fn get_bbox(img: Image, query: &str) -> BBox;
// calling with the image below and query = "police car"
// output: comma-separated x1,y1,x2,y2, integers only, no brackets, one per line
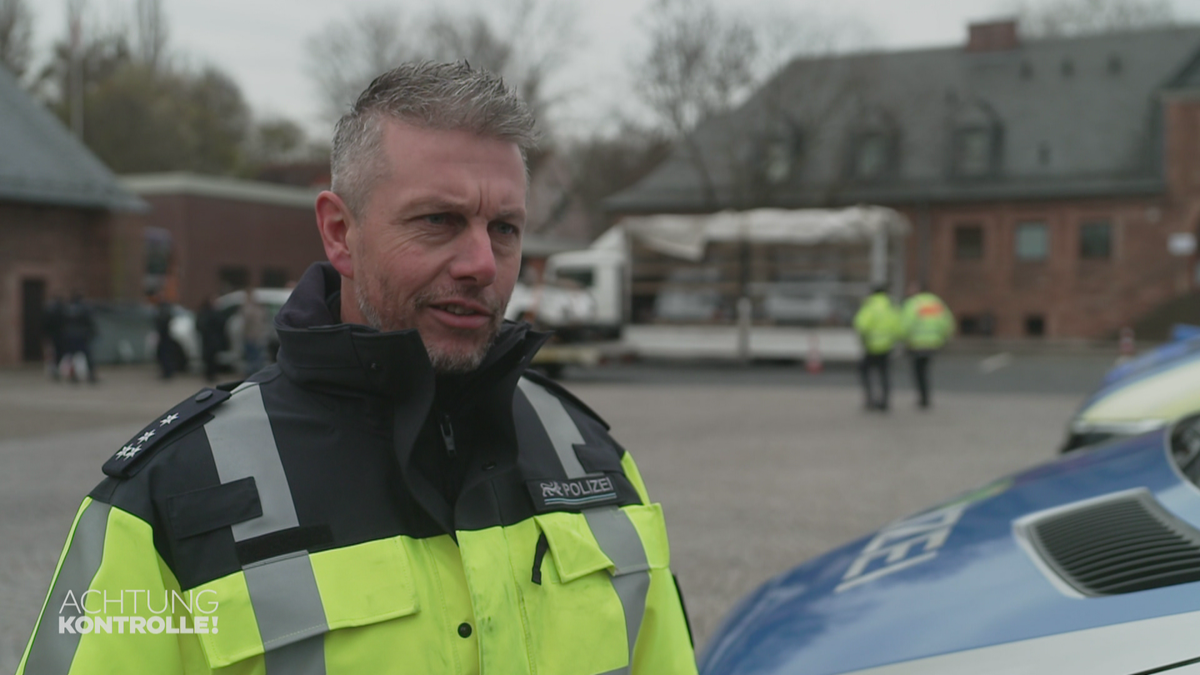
1063,327,1200,451
700,412,1200,675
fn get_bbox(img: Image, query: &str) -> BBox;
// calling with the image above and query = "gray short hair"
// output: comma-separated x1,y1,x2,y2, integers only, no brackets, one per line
330,61,539,217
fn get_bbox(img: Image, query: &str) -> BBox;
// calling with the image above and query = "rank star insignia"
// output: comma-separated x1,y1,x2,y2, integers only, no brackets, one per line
117,445,141,460
159,413,180,426
137,430,156,444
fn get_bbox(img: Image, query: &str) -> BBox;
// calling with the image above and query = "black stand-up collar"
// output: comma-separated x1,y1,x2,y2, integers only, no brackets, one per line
275,262,548,398
273,262,550,534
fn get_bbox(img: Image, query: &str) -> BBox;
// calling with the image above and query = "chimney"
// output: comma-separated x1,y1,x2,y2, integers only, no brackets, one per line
966,20,1019,53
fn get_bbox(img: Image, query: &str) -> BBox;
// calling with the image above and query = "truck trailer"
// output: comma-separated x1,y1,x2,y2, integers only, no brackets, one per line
517,206,911,369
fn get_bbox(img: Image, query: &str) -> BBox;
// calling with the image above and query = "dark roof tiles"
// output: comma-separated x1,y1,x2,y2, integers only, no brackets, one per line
609,26,1200,212
0,66,144,211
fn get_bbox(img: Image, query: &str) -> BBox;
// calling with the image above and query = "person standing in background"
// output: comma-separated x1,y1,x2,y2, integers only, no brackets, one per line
42,295,66,380
902,281,955,410
62,292,98,383
154,298,179,380
195,296,225,383
240,286,267,376
853,284,903,412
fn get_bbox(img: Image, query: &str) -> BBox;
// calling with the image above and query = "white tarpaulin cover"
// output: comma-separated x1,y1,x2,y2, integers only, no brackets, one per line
615,206,910,261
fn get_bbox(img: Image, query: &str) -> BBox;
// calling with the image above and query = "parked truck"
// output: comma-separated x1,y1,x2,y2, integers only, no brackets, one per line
513,206,910,371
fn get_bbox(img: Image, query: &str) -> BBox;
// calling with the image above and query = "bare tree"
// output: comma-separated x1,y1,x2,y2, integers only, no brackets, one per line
634,0,873,208
304,0,576,128
133,0,168,70
0,0,32,78
559,122,673,238
305,7,415,122
634,0,757,204
1007,0,1175,37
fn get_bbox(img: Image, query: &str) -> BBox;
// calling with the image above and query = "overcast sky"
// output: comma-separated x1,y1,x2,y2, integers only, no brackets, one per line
28,0,1200,143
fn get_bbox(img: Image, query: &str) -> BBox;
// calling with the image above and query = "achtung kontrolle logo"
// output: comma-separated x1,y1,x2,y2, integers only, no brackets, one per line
57,590,219,635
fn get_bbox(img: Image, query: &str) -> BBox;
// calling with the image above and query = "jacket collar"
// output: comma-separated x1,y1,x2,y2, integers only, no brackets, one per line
275,262,549,401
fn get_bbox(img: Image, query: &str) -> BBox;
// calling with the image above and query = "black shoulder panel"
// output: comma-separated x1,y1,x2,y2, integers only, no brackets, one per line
521,369,610,430
102,388,231,479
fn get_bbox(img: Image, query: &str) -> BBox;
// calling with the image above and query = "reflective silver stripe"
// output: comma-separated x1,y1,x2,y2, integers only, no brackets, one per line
203,385,299,541
604,573,652,675
24,501,111,675
584,507,650,575
203,385,326,672
586,506,652,675
517,378,588,478
518,378,653,672
264,634,326,675
243,551,329,650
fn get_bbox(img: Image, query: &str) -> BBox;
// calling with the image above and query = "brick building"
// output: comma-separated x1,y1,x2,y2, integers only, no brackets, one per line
607,21,1200,340
120,173,326,311
0,66,145,367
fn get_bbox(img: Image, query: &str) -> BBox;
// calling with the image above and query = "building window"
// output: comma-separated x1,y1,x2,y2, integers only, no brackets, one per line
955,224,984,260
1080,221,1113,259
855,132,891,179
1038,143,1051,166
1025,314,1046,337
763,139,794,184
1015,221,1049,261
959,314,995,337
954,127,995,176
756,126,803,186
218,266,250,295
262,267,289,288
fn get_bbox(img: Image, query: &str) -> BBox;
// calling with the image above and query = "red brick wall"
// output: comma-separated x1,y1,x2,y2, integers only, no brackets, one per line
895,99,1200,340
902,198,1186,339
0,203,114,365
139,193,325,311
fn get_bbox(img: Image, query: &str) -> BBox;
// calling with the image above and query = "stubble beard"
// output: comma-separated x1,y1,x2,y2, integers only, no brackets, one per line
356,273,507,374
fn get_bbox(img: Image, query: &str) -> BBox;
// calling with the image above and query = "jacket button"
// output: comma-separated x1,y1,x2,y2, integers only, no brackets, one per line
195,390,213,402
369,362,382,372
457,622,472,638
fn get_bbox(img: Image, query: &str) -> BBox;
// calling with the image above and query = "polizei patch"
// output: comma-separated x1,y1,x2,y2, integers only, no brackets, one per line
527,475,620,512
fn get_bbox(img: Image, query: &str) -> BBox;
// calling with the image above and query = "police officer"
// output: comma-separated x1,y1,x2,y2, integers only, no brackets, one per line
18,62,696,675
901,281,955,409
853,283,903,412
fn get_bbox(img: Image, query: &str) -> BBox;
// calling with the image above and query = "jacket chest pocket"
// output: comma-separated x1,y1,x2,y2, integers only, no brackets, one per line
192,538,421,672
522,504,671,675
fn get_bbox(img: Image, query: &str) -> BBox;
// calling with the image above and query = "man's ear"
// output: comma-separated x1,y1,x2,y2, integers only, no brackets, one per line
315,191,356,279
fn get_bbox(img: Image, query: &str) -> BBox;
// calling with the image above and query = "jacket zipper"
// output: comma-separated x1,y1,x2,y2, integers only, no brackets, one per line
439,414,457,459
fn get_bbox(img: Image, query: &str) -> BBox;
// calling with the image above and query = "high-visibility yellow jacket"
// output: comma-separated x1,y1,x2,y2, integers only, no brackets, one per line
853,292,904,355
902,292,955,351
18,262,696,675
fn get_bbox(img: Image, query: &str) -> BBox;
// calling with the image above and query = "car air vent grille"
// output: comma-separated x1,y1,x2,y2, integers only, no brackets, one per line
1023,490,1200,596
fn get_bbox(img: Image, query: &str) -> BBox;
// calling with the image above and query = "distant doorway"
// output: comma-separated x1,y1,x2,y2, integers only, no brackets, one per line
21,278,47,362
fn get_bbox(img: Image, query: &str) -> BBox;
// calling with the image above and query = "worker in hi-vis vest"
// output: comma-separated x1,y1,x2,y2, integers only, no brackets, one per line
853,284,904,412
18,62,696,675
902,281,955,409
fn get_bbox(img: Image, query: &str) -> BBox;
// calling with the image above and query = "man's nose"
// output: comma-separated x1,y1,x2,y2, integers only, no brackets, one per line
449,221,498,286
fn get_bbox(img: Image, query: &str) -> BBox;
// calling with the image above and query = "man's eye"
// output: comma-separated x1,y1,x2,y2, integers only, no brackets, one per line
425,213,449,225
494,222,520,237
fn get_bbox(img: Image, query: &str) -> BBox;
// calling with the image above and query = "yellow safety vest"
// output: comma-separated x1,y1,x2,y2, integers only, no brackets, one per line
17,378,696,675
853,293,903,355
